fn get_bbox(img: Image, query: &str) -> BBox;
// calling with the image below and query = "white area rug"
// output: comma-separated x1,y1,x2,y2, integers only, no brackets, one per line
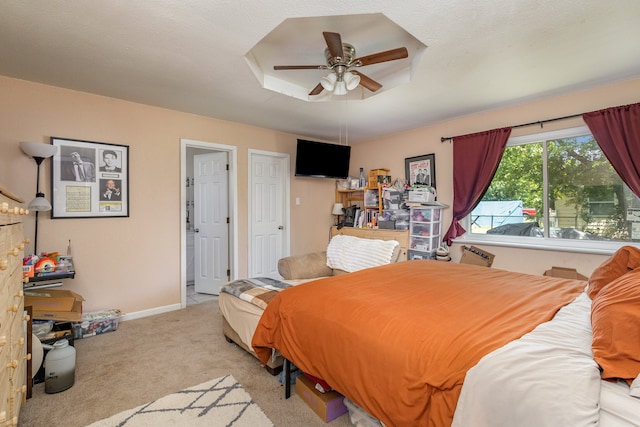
86,375,273,426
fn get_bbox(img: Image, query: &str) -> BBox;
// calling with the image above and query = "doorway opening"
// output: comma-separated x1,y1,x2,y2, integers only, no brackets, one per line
180,139,238,308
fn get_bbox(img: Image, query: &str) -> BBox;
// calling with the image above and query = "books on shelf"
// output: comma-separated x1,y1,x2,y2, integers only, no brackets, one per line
351,208,379,228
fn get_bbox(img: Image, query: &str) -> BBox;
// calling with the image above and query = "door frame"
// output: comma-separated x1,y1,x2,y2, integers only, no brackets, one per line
248,149,291,277
180,139,238,308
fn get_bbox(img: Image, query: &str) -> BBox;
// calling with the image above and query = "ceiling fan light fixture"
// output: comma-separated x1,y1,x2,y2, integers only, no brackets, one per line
344,71,360,91
320,72,337,91
334,80,347,96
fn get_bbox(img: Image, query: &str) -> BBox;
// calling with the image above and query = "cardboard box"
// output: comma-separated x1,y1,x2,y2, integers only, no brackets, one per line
297,374,348,422
72,309,121,339
368,169,390,187
22,264,34,279
543,266,588,281
24,289,84,322
460,245,495,267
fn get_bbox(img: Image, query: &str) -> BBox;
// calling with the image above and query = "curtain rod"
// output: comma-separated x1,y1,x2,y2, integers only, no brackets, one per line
440,112,583,143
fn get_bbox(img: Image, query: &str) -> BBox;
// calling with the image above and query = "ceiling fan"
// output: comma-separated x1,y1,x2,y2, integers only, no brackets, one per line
273,31,408,96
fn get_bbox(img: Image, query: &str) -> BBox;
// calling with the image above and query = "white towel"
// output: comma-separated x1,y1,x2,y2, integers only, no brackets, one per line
326,235,399,273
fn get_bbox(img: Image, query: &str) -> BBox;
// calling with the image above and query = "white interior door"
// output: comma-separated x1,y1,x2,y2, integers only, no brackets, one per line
194,152,229,294
249,151,289,278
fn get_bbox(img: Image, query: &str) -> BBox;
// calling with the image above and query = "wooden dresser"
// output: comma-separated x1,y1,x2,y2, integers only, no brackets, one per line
0,189,29,426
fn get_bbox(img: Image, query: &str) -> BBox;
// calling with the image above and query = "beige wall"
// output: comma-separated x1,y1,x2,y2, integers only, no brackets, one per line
2,75,638,316
0,76,335,315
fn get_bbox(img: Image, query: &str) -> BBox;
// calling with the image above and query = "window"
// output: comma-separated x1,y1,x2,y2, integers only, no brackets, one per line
465,126,640,253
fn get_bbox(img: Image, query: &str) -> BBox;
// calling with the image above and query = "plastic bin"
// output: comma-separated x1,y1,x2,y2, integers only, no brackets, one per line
72,309,121,339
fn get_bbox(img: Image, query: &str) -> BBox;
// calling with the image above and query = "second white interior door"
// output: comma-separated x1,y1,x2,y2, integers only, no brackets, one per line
248,150,289,278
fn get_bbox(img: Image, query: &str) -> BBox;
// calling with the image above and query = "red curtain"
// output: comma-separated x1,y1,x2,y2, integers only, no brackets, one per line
443,127,512,244
583,103,640,198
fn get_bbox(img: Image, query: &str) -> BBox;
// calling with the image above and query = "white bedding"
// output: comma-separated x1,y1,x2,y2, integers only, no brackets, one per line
453,291,640,427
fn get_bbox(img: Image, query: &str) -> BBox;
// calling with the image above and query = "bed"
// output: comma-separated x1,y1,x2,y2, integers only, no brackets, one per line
251,248,640,427
218,226,409,374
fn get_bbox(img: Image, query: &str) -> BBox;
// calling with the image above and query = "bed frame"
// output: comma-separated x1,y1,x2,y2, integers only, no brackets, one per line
222,317,284,375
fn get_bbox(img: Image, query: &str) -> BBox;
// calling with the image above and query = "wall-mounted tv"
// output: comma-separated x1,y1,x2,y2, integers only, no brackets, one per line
295,139,351,179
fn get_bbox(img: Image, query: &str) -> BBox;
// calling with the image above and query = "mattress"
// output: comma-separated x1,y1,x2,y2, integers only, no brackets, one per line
219,291,264,353
219,278,317,353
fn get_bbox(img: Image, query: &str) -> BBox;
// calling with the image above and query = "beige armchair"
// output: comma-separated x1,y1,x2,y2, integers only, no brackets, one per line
278,244,403,281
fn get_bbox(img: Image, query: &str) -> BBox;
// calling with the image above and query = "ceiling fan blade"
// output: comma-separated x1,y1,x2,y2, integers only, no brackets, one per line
354,47,408,67
323,31,344,58
351,71,382,92
274,65,326,70
309,83,324,96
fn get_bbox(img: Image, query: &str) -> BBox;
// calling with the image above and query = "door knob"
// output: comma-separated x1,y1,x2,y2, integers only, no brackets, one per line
278,226,284,230
194,228,200,233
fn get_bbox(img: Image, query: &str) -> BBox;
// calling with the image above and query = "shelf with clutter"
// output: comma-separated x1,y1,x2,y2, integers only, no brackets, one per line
335,168,399,229
334,167,446,233
23,251,75,289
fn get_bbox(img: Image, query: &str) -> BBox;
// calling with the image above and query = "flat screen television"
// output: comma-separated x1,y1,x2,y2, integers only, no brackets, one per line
295,139,351,179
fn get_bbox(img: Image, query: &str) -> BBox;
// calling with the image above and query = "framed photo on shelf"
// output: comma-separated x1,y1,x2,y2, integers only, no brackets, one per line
51,136,129,218
405,153,436,188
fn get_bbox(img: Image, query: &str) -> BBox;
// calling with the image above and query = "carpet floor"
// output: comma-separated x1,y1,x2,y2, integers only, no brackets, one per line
18,298,353,427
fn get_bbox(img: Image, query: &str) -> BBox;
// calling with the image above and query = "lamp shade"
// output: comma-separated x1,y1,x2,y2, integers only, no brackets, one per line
332,203,344,215
320,73,337,91
333,80,347,95
29,194,52,211
344,72,361,91
20,141,58,159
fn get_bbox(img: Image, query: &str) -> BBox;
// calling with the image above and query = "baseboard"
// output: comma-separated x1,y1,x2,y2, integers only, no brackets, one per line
119,303,182,322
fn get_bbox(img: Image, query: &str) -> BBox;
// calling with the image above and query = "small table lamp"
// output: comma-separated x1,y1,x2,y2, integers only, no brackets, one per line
332,203,344,226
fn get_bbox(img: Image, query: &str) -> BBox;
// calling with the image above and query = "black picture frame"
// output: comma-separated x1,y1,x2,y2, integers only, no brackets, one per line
405,153,436,188
51,137,129,218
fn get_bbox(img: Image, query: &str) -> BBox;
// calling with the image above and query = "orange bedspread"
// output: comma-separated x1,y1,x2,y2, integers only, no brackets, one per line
252,260,585,427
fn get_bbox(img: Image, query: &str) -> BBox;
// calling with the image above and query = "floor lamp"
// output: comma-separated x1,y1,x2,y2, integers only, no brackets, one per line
20,142,58,255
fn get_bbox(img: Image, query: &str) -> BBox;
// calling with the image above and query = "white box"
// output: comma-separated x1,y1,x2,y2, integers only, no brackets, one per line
408,189,435,203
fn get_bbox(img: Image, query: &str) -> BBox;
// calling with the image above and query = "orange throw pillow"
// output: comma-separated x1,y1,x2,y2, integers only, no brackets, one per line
588,246,640,300
591,268,640,383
